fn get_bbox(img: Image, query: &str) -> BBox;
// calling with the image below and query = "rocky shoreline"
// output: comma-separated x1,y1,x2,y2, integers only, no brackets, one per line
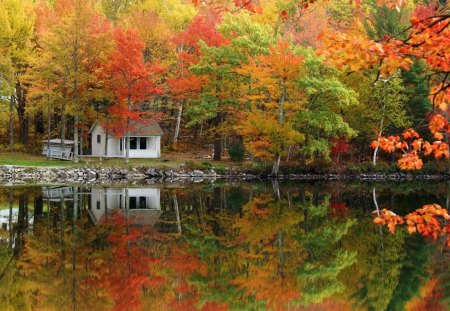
0,165,449,185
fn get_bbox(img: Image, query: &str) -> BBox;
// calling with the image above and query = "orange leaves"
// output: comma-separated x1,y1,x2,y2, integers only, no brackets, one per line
398,152,423,170
428,114,448,140
402,129,420,139
371,128,449,170
319,29,411,77
374,204,450,248
432,141,450,159
374,209,404,233
430,83,450,111
371,135,400,153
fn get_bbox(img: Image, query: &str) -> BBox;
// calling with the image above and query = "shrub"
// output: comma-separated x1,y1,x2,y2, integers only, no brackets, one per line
228,144,245,163
214,166,227,175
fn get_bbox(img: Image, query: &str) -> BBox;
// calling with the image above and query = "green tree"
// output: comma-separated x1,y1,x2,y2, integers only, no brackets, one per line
0,0,34,150
189,12,275,161
295,49,357,162
370,74,410,165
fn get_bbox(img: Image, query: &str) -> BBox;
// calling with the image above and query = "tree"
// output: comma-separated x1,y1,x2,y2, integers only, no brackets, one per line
103,26,165,163
235,41,305,174
0,0,34,151
168,13,225,145
31,0,113,161
188,12,274,160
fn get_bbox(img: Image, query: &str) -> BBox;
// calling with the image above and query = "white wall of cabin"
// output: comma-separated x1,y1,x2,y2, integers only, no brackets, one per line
91,125,161,158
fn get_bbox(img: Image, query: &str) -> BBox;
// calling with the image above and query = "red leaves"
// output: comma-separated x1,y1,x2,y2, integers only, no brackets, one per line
374,204,450,248
105,27,165,104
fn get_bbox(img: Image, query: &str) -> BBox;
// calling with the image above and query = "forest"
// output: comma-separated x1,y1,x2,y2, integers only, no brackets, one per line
0,0,449,174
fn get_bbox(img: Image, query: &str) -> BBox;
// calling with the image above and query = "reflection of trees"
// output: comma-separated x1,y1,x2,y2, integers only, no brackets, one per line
347,218,407,311
387,235,431,310
1,184,449,310
180,190,357,310
294,196,356,307
0,187,170,311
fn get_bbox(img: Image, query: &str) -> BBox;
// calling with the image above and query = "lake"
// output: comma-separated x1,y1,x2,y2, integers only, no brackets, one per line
0,181,449,310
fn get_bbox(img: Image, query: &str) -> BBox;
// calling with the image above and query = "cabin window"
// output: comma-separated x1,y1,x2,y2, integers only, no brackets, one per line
139,197,146,209
129,197,137,209
96,201,100,210
130,137,137,150
120,138,123,151
97,135,101,144
139,138,147,149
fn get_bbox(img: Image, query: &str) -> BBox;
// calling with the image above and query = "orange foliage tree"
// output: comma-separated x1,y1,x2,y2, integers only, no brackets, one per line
102,26,165,163
374,204,450,248
235,41,305,175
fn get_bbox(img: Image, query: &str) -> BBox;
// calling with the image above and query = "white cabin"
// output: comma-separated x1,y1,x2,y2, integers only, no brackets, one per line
89,188,161,225
89,120,163,158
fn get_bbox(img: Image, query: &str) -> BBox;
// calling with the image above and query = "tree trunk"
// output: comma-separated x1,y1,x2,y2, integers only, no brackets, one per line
126,117,130,164
373,114,384,166
47,95,51,159
16,82,29,145
173,194,182,235
8,188,13,249
60,94,67,157
9,93,14,152
173,103,182,144
213,133,222,161
74,114,79,162
73,32,79,163
286,145,292,162
125,96,131,164
271,152,281,176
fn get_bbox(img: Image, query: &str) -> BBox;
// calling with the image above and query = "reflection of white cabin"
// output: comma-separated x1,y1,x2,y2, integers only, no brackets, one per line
89,120,163,158
89,188,161,225
42,139,74,160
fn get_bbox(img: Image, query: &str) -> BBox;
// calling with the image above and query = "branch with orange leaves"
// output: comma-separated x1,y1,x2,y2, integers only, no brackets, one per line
370,127,449,170
374,204,450,248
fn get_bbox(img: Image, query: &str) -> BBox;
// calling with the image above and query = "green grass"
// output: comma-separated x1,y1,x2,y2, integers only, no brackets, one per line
0,152,82,167
0,152,228,168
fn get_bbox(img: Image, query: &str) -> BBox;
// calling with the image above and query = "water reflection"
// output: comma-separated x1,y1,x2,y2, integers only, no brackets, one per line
0,183,448,310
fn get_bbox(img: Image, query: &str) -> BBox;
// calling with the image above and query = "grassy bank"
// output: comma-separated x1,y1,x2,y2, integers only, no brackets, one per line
0,152,222,169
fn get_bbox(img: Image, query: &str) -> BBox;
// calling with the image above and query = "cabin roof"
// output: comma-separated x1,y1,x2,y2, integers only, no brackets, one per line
89,119,163,136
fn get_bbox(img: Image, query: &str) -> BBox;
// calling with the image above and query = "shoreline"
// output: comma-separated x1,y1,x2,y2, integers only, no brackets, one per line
0,165,448,185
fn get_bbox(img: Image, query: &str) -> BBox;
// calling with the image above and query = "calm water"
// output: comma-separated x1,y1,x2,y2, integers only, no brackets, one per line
0,182,449,311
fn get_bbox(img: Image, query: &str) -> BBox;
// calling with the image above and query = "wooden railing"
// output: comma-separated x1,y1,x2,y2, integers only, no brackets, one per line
42,149,73,161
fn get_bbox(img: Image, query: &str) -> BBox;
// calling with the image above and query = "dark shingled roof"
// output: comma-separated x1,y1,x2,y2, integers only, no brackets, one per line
89,119,163,136
128,119,164,136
